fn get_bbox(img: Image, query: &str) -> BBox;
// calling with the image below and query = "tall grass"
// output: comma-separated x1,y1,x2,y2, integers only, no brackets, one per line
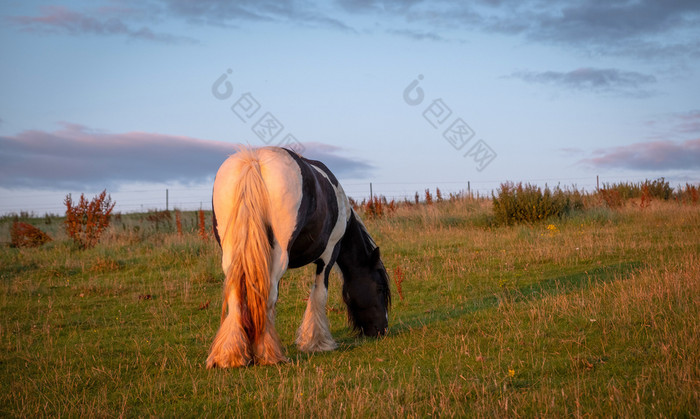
1,198,699,417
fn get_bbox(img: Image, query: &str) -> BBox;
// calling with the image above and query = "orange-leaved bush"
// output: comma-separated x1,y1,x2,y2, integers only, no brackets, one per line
64,190,115,249
198,208,207,240
175,209,183,236
10,222,52,248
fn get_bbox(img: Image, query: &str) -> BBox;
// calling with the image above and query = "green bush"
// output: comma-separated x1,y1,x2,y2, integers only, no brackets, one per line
644,178,672,200
492,182,583,225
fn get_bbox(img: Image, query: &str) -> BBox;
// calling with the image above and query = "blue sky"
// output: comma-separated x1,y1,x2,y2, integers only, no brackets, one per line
1,0,699,214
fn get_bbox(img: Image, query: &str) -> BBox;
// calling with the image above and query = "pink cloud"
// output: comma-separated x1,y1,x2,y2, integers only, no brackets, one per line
10,5,196,44
0,123,233,189
581,138,700,171
674,110,700,134
0,123,372,189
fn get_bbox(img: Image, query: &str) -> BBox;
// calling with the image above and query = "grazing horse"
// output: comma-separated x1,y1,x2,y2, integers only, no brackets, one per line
207,146,390,368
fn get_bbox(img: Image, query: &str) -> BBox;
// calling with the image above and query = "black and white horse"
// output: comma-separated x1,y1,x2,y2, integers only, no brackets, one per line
207,146,390,368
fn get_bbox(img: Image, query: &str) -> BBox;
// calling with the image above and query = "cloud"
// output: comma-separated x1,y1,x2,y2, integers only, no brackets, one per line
517,1,700,59
9,1,700,58
302,142,374,178
10,5,198,44
336,0,427,14
580,138,700,171
525,1,689,40
156,0,355,32
337,0,700,58
9,2,356,42
387,28,447,42
0,124,373,189
508,67,656,96
672,110,700,134
558,147,584,157
643,109,700,141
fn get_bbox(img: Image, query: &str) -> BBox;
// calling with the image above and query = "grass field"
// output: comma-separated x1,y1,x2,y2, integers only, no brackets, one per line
1,198,699,417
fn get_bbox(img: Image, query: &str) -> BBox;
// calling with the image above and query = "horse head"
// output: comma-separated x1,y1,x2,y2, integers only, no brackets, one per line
340,243,391,337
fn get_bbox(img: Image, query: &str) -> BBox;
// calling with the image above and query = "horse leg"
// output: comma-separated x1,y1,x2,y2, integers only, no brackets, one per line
296,255,339,352
254,245,289,365
206,255,252,368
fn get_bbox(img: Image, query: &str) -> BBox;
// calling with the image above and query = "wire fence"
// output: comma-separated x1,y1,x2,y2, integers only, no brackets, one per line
0,174,691,217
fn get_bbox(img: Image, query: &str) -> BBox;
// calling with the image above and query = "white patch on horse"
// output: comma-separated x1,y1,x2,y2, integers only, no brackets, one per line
295,165,349,352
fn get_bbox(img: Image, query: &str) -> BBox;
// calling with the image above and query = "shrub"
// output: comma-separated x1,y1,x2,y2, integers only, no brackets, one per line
64,190,116,249
600,181,640,201
425,189,433,205
146,210,172,231
175,210,183,236
387,199,397,214
644,177,672,200
365,196,384,219
640,183,652,209
675,183,699,204
10,222,52,248
598,178,672,208
198,208,208,240
492,182,582,225
598,188,624,208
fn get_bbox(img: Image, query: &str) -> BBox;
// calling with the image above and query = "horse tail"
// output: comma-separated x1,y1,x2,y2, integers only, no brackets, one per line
220,148,272,345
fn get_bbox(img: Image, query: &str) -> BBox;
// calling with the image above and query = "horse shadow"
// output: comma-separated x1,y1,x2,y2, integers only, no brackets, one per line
351,260,641,344
284,260,641,361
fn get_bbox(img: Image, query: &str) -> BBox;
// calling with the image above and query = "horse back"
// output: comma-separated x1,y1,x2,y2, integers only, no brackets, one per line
213,147,346,270
280,149,345,269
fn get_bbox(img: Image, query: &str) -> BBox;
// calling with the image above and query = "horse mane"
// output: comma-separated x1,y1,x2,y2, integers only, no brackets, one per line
350,209,377,254
347,210,391,310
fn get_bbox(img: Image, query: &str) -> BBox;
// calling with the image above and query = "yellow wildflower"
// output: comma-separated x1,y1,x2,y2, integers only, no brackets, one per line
545,224,559,236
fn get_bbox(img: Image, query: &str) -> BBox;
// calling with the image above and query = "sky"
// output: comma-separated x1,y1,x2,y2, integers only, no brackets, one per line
1,0,699,214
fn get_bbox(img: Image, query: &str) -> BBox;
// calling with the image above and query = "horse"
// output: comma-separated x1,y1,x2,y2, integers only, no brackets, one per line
206,146,391,368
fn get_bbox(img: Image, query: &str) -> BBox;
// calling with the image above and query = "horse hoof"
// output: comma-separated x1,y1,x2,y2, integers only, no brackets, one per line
297,339,338,353
256,355,290,366
206,352,252,369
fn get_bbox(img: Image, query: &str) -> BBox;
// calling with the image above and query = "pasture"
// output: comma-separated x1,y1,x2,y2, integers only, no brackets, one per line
1,198,698,417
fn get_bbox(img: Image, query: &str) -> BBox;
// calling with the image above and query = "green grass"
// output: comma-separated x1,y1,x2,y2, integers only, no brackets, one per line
1,202,699,417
